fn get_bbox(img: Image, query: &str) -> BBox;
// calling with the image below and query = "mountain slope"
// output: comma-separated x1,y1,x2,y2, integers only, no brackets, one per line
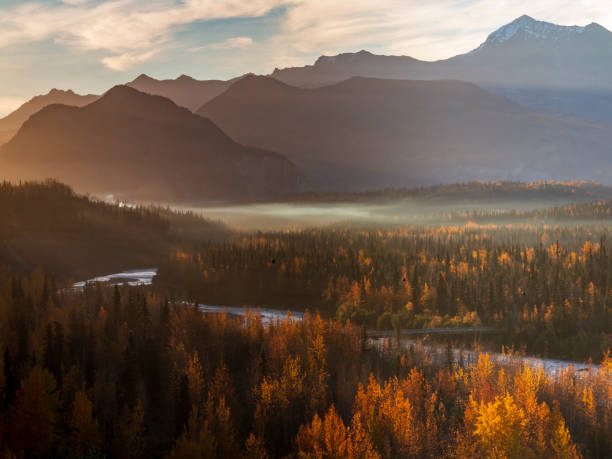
448,15,612,90
0,89,98,145
271,50,431,88
198,75,612,189
1,86,299,202
0,180,229,279
272,16,612,89
270,16,612,121
127,73,242,112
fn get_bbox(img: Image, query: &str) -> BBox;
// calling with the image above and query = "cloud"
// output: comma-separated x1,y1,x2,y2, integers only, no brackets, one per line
277,0,612,61
1,0,611,74
0,0,290,70
101,49,159,71
190,36,254,52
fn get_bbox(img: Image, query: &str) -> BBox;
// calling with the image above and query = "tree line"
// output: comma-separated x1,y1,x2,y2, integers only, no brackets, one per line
449,199,612,222
0,180,228,280
0,270,610,457
156,225,611,361
283,181,612,204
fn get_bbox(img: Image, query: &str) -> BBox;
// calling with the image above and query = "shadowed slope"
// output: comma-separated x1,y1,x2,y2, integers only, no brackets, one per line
1,85,299,202
0,89,98,145
127,73,243,112
199,75,612,189
271,17,612,122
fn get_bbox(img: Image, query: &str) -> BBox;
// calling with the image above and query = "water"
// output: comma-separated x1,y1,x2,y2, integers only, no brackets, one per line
197,304,303,325
74,269,603,377
374,338,601,377
72,269,301,325
73,269,158,289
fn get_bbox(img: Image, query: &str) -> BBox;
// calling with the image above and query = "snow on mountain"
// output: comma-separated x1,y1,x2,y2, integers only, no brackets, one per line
481,15,589,46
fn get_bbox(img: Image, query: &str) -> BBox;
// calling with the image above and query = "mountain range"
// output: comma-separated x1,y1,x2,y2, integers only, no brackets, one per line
1,86,299,202
1,15,611,200
0,74,240,147
199,75,612,189
126,73,242,112
271,15,612,122
0,89,98,145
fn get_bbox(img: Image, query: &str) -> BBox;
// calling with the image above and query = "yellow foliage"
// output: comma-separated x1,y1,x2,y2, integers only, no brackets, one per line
471,393,527,458
296,406,379,459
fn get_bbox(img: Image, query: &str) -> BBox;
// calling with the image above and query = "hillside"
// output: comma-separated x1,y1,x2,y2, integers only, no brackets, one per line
0,180,229,280
449,197,612,223
127,73,242,111
271,16,612,122
198,75,612,189
1,85,300,202
0,89,98,145
281,181,612,204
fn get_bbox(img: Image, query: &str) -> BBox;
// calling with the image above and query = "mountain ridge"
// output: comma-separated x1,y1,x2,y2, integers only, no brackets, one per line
479,15,605,47
1,85,300,202
0,88,98,145
270,15,612,121
126,73,244,112
199,75,612,189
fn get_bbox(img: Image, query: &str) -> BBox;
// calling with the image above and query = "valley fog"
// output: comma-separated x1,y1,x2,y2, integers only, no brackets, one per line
2,6,612,457
172,196,606,230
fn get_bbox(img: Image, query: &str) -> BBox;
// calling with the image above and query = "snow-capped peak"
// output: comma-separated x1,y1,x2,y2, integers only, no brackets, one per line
483,15,588,46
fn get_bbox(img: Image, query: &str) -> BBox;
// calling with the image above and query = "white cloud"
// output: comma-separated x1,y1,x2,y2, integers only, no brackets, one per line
101,49,159,71
277,0,612,61
1,0,612,74
190,36,254,52
0,0,291,70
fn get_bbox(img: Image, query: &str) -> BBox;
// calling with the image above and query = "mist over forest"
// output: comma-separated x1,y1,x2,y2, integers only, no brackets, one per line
0,8,611,459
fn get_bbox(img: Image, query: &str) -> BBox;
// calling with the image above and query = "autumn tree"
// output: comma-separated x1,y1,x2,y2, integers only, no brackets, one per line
8,366,59,456
68,389,102,457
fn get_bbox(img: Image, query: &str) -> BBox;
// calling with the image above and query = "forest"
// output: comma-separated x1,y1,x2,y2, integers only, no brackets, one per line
0,180,228,280
0,272,611,458
4,4,612,456
282,181,612,205
4,181,610,361
448,199,612,223
0,181,611,457
155,224,612,361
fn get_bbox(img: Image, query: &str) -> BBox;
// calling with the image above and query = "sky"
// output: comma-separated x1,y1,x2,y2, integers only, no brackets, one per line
1,0,611,116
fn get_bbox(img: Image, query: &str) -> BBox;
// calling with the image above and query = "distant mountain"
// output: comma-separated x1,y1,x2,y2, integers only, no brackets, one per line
1,86,299,202
0,89,98,145
448,15,612,89
198,75,612,189
271,16,612,122
127,73,242,112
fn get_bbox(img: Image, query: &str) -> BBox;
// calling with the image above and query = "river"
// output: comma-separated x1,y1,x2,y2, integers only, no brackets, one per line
74,269,603,377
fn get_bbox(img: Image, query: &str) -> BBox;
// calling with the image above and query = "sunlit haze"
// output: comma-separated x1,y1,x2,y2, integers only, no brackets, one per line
1,1,611,457
1,0,612,115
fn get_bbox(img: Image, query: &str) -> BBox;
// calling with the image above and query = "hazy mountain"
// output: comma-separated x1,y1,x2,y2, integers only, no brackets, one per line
0,89,98,145
127,73,243,112
456,15,612,89
271,16,612,122
198,75,612,189
1,85,299,202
